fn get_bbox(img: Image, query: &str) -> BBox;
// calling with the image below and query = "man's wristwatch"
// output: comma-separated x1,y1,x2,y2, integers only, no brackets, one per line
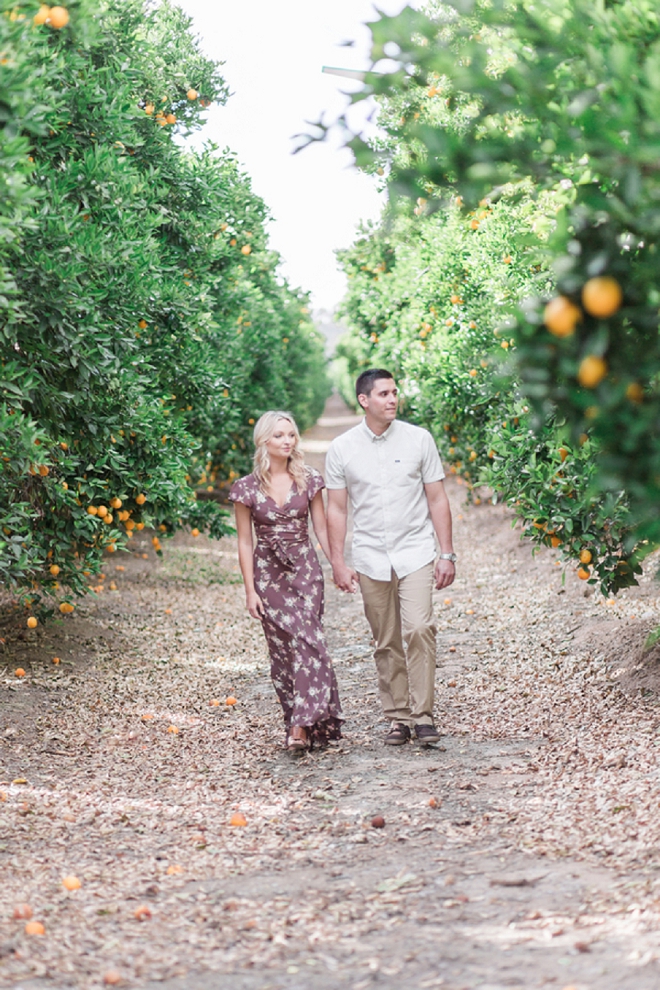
438,553,457,563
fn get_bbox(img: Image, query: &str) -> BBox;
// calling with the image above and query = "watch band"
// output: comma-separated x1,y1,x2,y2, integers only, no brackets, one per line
438,552,457,563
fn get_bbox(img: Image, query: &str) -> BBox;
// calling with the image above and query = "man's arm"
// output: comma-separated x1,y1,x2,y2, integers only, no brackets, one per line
326,488,359,593
424,479,456,590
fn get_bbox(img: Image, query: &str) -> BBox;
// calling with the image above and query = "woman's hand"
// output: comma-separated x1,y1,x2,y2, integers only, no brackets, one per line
246,590,264,619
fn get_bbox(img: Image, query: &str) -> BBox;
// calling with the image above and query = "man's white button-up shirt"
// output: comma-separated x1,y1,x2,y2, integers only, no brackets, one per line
324,418,445,581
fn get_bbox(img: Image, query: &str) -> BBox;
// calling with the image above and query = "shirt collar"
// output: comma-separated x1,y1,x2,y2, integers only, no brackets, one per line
361,417,396,443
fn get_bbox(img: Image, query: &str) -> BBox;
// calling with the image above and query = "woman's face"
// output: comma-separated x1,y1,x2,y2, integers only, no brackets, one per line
266,419,297,462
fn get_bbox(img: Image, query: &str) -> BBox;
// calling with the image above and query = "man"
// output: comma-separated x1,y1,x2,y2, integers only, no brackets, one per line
325,369,456,746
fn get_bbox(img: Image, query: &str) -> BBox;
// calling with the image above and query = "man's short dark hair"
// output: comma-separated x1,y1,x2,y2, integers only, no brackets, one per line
355,368,394,400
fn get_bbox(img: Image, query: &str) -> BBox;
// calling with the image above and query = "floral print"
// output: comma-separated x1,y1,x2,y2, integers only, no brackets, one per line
229,469,342,745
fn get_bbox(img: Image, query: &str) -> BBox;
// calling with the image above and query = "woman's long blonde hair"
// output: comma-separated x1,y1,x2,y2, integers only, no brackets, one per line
253,411,308,494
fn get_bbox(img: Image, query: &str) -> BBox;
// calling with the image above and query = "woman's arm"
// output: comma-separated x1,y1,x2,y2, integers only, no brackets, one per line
234,502,264,618
309,491,331,562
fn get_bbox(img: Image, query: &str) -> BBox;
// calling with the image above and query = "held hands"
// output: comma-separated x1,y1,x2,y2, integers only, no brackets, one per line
434,558,456,590
332,562,359,594
246,590,264,619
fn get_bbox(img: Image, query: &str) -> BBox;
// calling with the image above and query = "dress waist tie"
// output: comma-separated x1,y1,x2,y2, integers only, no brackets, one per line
256,528,308,571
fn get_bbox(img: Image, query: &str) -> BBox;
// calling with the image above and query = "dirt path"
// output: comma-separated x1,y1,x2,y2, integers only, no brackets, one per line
2,395,660,990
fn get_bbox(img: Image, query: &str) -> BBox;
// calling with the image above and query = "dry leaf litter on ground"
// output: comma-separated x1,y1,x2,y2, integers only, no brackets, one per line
2,399,660,989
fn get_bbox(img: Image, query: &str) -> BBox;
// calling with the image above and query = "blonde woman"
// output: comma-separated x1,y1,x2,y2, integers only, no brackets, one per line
230,411,343,752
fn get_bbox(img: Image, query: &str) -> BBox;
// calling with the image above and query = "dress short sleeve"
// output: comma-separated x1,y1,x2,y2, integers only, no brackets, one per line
229,475,254,508
306,468,325,500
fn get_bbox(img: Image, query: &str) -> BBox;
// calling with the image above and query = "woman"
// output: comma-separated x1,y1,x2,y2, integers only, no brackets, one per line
230,411,343,752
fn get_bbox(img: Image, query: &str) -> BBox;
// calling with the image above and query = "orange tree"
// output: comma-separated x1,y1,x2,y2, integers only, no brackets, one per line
330,0,660,592
1,0,327,607
337,190,639,593
336,191,542,484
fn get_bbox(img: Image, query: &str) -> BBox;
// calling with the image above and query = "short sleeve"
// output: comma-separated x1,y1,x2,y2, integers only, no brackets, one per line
324,439,347,489
306,468,325,500
420,430,445,483
229,475,254,508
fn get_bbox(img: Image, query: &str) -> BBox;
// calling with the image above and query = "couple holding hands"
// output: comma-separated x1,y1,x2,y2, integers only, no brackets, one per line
230,368,456,753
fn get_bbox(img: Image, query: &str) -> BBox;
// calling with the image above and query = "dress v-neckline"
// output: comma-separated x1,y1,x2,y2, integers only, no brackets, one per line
266,482,295,510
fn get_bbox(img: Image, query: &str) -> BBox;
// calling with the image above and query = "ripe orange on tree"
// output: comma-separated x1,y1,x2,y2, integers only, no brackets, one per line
579,549,592,564
50,564,60,576
47,5,69,28
581,276,623,318
136,493,146,505
578,355,607,388
577,566,590,580
27,617,38,629
187,88,198,100
33,5,50,24
543,296,581,338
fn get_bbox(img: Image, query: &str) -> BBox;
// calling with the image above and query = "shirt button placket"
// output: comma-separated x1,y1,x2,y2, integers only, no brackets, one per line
378,441,393,571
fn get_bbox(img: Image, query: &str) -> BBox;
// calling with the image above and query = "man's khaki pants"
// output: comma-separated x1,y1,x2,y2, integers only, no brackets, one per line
358,562,436,727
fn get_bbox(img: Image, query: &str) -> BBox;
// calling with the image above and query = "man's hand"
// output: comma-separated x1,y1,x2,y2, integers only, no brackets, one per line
434,558,455,590
332,562,359,593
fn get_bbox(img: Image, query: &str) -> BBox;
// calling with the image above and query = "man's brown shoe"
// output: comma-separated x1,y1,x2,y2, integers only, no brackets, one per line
414,723,441,745
384,722,411,746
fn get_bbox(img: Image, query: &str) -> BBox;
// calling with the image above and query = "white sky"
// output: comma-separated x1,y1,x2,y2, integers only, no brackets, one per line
176,0,412,313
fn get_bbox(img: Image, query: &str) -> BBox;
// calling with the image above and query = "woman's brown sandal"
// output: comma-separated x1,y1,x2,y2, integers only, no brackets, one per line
287,725,309,753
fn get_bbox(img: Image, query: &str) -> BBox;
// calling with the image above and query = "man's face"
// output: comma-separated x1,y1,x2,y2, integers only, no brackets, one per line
358,378,398,423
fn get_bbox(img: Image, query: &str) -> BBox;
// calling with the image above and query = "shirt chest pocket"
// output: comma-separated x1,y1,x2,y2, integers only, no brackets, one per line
392,457,420,485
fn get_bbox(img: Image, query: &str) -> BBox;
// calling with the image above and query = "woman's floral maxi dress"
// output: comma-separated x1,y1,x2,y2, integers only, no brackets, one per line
229,469,342,745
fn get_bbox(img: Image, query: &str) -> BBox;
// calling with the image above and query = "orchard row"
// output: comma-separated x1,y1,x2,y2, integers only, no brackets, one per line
1,0,328,609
